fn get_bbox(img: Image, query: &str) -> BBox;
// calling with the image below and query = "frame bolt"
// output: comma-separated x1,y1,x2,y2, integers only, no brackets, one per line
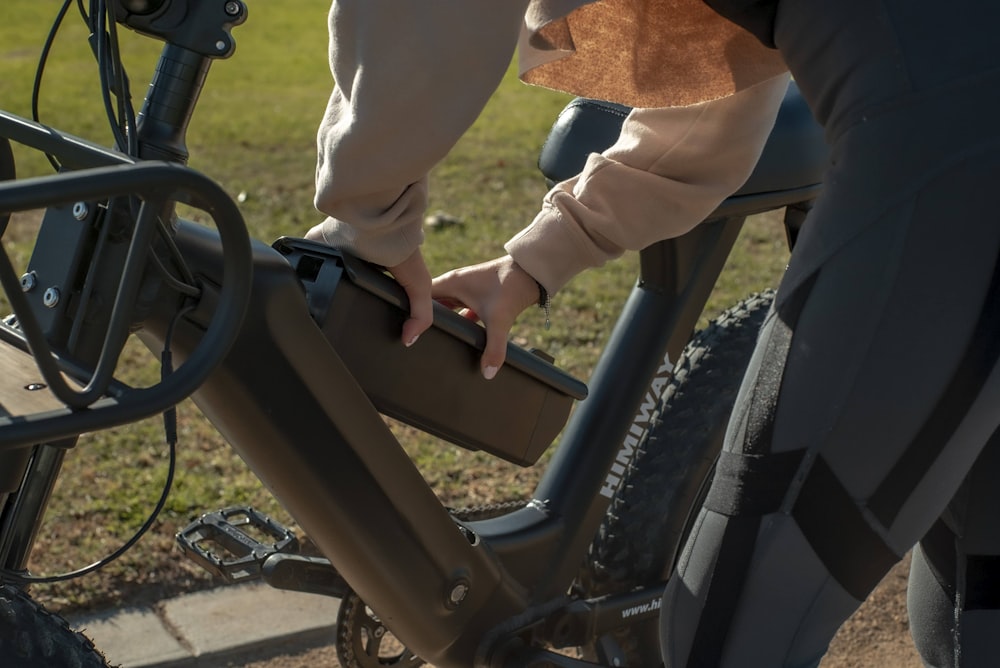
224,1,242,16
19,272,37,292
448,582,469,607
72,202,89,220
43,287,61,308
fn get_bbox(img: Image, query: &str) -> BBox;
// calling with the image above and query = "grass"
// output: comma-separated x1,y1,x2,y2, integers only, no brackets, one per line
1,1,790,613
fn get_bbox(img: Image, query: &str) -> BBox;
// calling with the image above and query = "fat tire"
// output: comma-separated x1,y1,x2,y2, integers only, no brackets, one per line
0,585,112,667
579,291,774,666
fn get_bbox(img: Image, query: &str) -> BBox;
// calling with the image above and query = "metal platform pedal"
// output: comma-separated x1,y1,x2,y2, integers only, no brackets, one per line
177,506,348,598
176,506,298,583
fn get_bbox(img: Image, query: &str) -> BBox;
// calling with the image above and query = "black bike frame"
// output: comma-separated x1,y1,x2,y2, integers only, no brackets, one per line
0,5,827,666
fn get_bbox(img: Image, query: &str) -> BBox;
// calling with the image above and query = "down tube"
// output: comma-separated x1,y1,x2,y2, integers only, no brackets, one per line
140,228,526,667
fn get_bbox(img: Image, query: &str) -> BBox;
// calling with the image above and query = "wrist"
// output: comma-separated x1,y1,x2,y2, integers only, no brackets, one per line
510,259,551,330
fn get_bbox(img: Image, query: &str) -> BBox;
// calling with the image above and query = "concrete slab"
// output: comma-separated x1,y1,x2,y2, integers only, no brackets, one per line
69,605,191,668
160,583,340,659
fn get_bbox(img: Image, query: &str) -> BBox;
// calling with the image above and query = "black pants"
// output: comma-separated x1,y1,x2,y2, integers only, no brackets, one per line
660,1,1000,666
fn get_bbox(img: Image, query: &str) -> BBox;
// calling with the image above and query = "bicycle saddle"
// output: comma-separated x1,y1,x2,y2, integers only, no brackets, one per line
538,81,829,197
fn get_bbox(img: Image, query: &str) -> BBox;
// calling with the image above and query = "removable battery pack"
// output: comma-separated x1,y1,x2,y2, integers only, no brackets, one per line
274,238,588,467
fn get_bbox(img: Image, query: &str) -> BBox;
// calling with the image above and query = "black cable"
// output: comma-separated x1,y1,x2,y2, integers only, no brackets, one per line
32,0,75,171
94,0,129,154
0,304,193,586
150,250,201,298
106,16,138,157
154,217,200,288
0,445,174,585
34,0,138,165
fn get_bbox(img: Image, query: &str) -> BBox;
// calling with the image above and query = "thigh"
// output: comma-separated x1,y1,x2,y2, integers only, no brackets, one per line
660,2,1000,665
660,128,1000,668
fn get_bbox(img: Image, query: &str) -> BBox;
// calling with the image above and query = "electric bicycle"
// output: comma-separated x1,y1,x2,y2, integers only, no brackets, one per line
0,2,828,665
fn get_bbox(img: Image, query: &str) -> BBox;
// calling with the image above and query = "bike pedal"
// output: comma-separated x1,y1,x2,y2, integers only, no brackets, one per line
176,506,298,583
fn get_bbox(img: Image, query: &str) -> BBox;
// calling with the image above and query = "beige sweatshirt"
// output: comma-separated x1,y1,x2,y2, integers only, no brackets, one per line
313,0,788,291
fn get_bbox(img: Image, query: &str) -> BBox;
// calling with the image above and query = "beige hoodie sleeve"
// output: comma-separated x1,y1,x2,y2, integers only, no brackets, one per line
506,72,791,294
313,0,787,272
313,0,531,267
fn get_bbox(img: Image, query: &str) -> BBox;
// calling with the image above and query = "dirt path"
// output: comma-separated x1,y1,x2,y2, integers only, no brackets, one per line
822,557,922,668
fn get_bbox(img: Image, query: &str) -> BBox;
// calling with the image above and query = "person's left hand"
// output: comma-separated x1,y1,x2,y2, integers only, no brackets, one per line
432,255,540,380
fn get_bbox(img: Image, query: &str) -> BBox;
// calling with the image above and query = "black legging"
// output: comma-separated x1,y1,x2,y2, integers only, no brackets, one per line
660,1,1000,666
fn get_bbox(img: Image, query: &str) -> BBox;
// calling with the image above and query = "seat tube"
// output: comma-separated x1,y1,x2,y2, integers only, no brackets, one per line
532,216,745,597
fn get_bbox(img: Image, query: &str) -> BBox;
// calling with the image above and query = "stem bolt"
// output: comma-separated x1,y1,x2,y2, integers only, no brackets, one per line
224,1,242,16
72,202,89,220
43,287,60,308
19,272,37,292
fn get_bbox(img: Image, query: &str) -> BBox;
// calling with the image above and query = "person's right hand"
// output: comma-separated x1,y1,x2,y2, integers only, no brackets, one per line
306,224,433,348
388,248,434,348
432,255,541,380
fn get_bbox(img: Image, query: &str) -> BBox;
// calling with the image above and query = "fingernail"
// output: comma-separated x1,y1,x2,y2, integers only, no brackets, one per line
483,365,498,380
405,335,419,348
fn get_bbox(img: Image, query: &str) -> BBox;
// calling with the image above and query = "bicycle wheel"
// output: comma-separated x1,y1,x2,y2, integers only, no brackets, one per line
0,585,111,668
579,291,774,666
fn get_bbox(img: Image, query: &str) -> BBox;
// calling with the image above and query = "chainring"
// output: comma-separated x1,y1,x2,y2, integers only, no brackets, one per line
334,501,527,668
336,590,425,668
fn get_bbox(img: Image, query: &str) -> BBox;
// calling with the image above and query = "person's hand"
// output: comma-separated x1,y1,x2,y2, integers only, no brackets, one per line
432,255,540,380
305,225,432,347
387,248,434,347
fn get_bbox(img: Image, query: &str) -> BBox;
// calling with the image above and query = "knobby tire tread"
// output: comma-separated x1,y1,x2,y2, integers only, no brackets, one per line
0,584,113,668
580,291,774,665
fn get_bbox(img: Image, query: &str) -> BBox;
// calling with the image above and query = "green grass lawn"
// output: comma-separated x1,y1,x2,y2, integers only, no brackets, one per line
1,1,790,612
